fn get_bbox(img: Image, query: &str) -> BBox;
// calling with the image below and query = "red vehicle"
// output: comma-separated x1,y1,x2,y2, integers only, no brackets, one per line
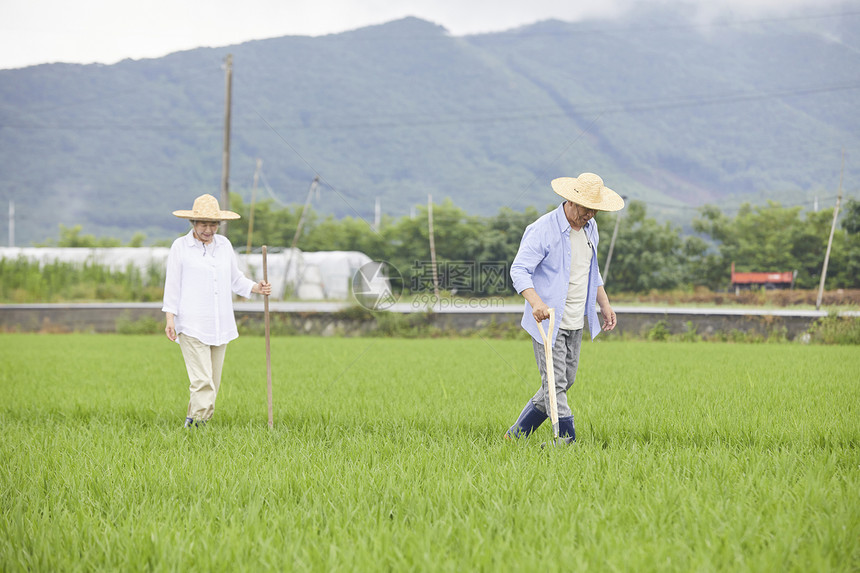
731,262,796,291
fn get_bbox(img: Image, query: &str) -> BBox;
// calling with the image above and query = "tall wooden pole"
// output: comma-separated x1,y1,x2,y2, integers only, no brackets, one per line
219,54,233,236
816,150,845,310
427,194,440,298
263,245,273,429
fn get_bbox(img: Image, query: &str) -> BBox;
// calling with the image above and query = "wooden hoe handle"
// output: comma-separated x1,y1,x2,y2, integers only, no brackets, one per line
536,308,559,443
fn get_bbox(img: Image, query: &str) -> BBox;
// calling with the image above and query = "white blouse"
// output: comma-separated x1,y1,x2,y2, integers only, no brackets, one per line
162,230,256,346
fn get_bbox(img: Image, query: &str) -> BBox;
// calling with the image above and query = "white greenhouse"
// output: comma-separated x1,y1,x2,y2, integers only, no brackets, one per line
0,247,387,302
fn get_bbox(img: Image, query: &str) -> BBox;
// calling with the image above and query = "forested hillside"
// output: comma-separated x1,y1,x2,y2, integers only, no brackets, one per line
0,5,858,245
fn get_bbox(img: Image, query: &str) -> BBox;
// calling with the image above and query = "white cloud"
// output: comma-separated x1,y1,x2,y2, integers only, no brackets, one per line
0,0,850,69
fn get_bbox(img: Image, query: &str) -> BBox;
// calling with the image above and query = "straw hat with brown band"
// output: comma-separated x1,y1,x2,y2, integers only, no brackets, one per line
551,173,625,212
172,194,241,221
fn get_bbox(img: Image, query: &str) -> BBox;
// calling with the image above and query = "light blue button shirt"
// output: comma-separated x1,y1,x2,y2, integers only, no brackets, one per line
510,202,604,344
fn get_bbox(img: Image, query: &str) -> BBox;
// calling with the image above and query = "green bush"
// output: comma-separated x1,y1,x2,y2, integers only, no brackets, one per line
371,311,439,338
806,313,860,345
677,321,702,343
331,305,376,321
646,320,671,341
0,257,165,303
236,314,298,337
115,315,162,335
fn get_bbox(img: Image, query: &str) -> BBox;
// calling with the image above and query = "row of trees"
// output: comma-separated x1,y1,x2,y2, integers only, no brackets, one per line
223,194,860,295
35,194,858,296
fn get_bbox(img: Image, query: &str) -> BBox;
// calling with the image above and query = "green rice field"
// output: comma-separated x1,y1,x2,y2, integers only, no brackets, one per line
1,334,858,571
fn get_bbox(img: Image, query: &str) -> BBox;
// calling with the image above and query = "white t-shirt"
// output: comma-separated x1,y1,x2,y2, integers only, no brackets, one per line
560,227,592,330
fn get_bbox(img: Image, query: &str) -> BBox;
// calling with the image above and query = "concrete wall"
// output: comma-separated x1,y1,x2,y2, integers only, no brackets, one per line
0,304,166,334
0,303,848,340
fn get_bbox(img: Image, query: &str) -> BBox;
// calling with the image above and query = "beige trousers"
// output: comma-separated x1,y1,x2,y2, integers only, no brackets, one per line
178,333,228,421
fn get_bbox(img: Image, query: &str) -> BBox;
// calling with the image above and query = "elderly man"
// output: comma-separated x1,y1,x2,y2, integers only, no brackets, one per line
505,173,624,444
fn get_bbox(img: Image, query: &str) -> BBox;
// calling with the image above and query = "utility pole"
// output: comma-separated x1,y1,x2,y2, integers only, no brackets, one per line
603,198,626,283
219,54,233,236
427,194,440,298
816,150,845,310
291,176,320,252
246,158,262,258
373,197,381,232
7,200,13,247
283,176,320,296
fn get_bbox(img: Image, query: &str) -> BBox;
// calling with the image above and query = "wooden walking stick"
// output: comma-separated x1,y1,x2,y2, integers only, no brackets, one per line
536,308,559,445
263,245,273,429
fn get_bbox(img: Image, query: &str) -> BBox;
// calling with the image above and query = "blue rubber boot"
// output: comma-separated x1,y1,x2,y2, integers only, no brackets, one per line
504,401,548,440
558,416,576,444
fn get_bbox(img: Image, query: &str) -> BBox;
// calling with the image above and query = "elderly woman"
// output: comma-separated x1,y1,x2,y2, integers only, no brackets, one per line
162,194,272,428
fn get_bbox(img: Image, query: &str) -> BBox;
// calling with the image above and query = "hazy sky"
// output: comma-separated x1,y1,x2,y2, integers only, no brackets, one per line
1,0,851,70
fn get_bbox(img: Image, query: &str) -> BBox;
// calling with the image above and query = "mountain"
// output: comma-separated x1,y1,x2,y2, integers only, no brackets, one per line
1,6,858,245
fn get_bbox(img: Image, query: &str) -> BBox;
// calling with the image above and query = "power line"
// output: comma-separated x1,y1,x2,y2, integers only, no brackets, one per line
233,80,860,131
4,80,859,131
631,193,858,214
3,64,222,116
256,169,289,207
505,112,604,211
254,113,382,238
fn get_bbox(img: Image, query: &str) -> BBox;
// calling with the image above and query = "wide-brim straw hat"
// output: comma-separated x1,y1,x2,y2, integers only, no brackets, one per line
551,173,624,212
172,194,240,221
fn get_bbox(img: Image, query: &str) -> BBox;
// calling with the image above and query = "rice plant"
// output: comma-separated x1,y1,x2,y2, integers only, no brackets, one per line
1,335,857,571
